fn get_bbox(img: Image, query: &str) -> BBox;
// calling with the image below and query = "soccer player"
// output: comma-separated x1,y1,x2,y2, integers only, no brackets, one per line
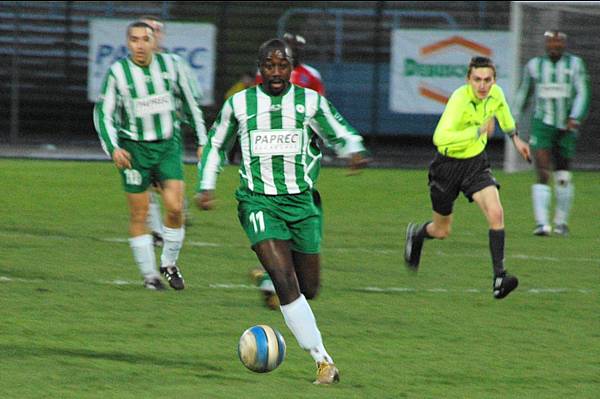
404,56,531,300
94,21,207,290
512,31,590,236
196,38,367,384
140,16,205,246
251,33,328,308
255,32,325,95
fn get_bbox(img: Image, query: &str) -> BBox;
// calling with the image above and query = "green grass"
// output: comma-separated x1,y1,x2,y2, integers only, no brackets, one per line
0,159,598,398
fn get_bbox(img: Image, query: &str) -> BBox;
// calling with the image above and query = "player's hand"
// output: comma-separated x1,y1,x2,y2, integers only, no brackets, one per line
566,118,580,132
195,190,215,210
512,135,532,163
196,145,204,161
347,152,369,176
112,148,132,169
478,118,495,138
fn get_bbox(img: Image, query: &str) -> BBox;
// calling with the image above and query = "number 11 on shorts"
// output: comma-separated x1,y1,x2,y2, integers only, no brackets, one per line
249,211,265,233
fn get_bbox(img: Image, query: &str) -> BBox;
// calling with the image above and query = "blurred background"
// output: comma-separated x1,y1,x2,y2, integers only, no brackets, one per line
0,1,598,169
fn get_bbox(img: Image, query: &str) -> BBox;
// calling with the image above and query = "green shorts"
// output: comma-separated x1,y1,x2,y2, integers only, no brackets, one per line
118,138,183,193
529,119,577,159
236,188,322,254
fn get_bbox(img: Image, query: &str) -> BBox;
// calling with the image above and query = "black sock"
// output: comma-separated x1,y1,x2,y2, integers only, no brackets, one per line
417,221,433,240
489,229,505,276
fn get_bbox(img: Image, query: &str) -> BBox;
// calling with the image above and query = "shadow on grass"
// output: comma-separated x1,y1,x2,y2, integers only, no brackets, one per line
0,343,220,371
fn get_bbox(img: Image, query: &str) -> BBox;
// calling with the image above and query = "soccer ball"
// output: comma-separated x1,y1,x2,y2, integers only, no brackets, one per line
238,325,286,373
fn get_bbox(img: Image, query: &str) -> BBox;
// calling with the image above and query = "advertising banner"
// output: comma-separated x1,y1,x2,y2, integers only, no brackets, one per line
88,18,216,105
390,29,513,114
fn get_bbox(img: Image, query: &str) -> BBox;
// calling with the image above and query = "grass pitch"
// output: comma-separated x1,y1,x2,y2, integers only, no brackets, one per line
0,159,598,398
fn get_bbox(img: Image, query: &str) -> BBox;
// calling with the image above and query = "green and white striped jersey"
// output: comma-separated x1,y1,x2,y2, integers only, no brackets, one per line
94,53,207,156
198,84,365,195
513,53,590,129
169,53,203,116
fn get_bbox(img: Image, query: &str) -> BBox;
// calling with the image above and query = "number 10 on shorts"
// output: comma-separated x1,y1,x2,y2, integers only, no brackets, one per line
249,211,265,233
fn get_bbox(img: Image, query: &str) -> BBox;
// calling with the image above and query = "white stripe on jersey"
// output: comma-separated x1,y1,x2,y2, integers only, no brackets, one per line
303,90,320,188
112,64,136,135
95,75,118,154
234,93,254,192
150,59,171,139
569,57,589,121
203,100,235,191
541,61,553,126
256,90,276,195
310,93,364,157
129,62,156,140
281,89,300,193
555,60,566,127
173,54,206,144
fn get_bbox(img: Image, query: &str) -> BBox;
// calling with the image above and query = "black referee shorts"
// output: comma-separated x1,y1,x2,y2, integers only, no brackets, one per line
428,151,499,216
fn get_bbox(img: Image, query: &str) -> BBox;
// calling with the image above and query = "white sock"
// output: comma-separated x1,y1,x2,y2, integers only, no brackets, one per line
280,294,333,364
160,226,185,267
129,234,158,278
147,192,163,235
553,171,574,225
532,184,551,226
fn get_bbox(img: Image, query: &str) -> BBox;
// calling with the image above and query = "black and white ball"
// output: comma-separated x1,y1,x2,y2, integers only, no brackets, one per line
238,325,286,373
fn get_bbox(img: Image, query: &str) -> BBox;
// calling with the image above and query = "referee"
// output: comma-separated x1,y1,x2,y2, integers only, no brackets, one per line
404,56,530,300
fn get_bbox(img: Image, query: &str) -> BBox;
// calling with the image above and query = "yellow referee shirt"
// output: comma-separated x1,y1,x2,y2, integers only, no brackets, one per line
433,84,516,159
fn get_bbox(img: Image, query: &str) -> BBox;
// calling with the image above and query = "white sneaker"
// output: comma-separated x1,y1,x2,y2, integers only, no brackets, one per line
533,224,552,236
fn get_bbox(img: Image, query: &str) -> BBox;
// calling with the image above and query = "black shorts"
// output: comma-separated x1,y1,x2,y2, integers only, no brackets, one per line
428,151,499,216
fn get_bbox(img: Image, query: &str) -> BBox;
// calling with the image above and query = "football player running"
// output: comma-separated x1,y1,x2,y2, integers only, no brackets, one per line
196,38,367,384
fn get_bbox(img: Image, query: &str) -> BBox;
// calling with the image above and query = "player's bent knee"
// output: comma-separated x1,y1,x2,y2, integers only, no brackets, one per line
130,208,149,224
488,209,504,225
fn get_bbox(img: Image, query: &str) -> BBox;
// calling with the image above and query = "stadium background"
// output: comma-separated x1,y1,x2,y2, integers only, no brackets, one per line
0,1,598,169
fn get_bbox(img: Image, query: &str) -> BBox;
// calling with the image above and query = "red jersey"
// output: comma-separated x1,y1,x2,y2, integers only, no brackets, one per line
256,63,325,95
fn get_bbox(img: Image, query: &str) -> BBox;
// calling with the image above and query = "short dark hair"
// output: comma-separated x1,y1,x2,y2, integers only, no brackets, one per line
257,38,294,65
467,56,496,78
127,21,154,38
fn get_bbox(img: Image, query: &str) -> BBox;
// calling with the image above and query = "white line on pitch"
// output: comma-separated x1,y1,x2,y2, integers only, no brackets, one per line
3,231,592,264
0,276,594,294
360,286,593,294
100,238,222,247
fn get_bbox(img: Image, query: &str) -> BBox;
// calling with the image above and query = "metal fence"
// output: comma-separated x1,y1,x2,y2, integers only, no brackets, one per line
0,1,597,168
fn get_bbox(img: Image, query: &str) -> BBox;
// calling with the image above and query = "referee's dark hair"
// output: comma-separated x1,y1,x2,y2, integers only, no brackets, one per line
467,56,496,78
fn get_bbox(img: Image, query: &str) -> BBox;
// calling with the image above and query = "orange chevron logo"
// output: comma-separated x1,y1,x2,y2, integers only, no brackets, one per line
419,85,450,105
420,36,492,57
